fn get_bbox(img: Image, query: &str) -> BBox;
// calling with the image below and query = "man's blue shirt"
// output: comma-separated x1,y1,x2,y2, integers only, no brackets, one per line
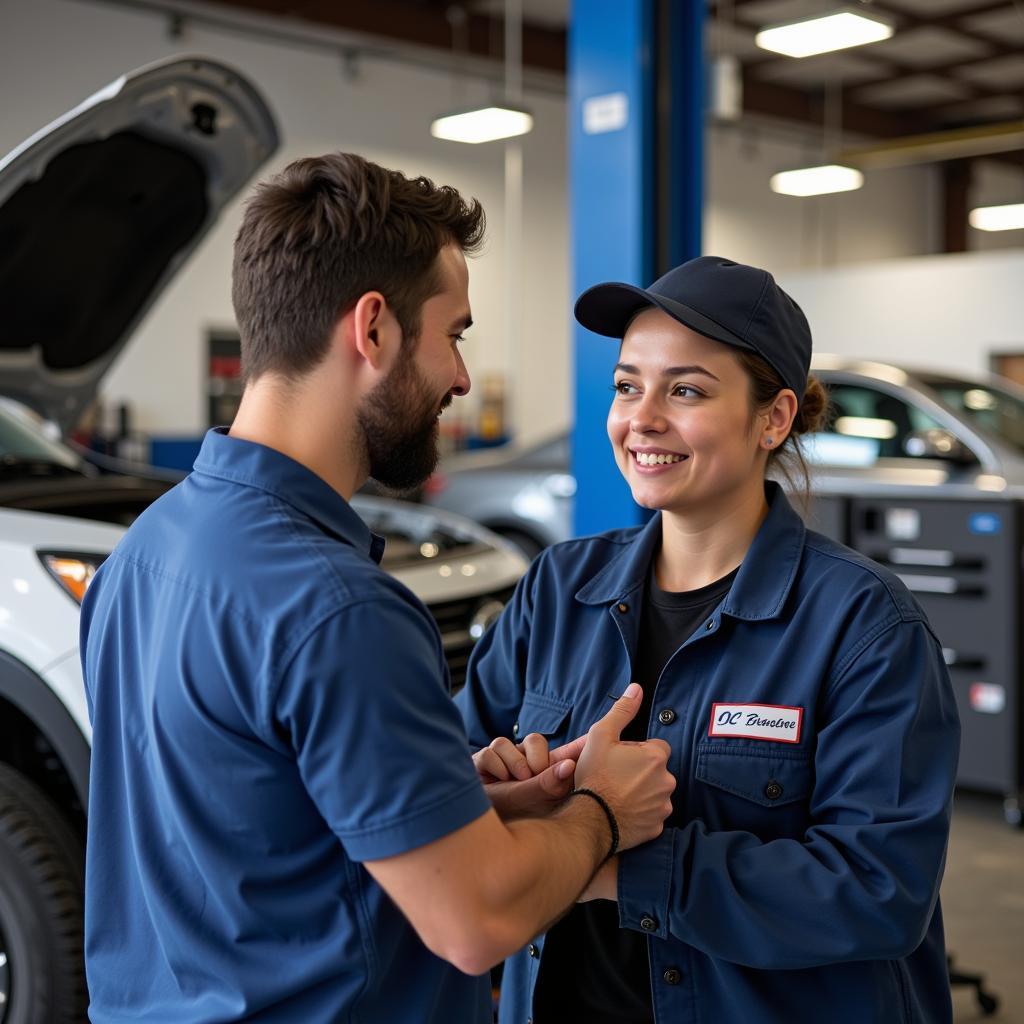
80,428,492,1023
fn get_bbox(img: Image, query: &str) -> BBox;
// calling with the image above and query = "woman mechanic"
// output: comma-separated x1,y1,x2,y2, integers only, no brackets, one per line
455,256,961,1024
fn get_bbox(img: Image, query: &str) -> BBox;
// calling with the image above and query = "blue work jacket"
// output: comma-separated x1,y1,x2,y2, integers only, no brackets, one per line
456,483,960,1024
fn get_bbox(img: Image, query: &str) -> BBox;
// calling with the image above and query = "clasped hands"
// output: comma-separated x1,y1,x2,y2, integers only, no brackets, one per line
473,731,585,819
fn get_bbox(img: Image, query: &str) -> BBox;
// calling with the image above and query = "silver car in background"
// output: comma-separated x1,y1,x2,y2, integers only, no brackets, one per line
424,433,575,559
806,355,1024,497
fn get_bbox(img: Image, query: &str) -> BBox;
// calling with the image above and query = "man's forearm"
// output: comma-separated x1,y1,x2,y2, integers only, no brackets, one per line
475,796,611,956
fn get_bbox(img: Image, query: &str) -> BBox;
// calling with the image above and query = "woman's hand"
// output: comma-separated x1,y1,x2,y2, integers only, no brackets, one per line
472,734,587,819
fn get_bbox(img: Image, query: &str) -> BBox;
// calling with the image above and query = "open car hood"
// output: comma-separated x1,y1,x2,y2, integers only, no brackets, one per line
0,56,279,432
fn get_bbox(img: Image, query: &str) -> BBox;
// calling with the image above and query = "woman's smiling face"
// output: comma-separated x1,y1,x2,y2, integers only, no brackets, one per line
606,307,767,516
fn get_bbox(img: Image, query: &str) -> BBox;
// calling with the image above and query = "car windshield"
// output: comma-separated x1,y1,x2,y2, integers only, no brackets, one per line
920,375,1024,454
0,401,84,472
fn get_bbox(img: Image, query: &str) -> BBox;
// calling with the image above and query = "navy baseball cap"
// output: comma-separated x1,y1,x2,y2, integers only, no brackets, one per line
574,256,812,403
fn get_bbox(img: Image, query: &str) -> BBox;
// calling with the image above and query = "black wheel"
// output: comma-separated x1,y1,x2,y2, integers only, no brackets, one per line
494,528,546,561
0,764,86,1024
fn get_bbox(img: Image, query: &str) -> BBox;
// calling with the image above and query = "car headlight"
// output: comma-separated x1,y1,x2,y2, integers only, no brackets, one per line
38,552,108,604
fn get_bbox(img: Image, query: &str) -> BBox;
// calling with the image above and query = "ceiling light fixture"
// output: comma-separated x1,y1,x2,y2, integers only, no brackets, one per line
756,9,894,59
968,203,1024,232
770,164,864,197
430,105,533,144
430,2,533,146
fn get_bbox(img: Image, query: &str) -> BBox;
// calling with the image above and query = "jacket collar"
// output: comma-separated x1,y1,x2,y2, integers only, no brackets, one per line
576,482,805,621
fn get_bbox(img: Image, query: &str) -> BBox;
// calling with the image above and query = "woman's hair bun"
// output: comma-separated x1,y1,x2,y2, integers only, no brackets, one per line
793,375,829,436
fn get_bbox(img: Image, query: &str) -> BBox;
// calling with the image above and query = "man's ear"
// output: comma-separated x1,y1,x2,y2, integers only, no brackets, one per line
348,291,396,371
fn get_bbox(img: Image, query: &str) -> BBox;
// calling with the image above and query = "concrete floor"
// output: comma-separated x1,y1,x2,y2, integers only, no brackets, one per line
944,791,1024,1022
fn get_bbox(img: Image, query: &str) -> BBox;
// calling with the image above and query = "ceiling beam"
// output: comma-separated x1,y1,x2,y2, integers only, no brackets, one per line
847,0,1023,95
739,68,923,137
714,0,1021,82
741,72,1024,178
712,4,1018,129
849,50,1024,99
718,0,1012,15
868,0,1019,50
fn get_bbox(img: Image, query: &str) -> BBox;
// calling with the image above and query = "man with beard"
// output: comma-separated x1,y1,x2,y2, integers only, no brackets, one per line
79,153,676,1023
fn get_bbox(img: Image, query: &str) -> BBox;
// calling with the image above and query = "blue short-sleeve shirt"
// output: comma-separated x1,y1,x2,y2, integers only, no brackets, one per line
80,428,492,1023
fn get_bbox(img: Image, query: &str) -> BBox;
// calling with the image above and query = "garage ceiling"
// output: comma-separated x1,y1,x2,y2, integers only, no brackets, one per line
170,0,1023,160
718,0,1024,145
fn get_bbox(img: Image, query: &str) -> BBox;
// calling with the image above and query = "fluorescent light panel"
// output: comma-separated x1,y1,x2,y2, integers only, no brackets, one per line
770,164,864,197
430,106,533,144
756,10,894,58
969,203,1024,232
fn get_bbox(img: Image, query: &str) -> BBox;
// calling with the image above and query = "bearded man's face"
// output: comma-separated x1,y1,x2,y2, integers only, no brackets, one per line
357,353,452,491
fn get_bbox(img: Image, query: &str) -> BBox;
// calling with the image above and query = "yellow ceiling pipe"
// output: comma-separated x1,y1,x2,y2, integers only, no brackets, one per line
837,120,1024,169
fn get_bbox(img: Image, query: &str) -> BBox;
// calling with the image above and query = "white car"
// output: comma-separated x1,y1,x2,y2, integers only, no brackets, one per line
0,58,525,1023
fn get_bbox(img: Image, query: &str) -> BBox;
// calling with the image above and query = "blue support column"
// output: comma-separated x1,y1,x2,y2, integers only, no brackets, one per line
569,0,704,536
661,0,705,270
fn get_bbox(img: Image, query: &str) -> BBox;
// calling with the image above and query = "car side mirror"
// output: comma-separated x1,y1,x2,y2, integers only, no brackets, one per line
903,428,976,464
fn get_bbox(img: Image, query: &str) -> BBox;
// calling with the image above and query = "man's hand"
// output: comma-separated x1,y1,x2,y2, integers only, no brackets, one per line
473,734,587,819
574,684,675,850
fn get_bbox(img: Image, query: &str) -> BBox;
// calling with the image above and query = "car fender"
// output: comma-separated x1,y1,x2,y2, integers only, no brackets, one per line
0,650,90,808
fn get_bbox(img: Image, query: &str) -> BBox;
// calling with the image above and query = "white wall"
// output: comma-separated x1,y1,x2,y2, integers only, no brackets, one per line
705,122,941,271
0,0,570,443
778,248,1024,375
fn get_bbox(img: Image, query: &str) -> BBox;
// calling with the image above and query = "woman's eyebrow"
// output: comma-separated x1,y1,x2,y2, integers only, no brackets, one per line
614,362,720,382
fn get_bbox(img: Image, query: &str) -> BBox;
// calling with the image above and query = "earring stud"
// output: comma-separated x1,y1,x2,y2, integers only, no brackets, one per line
765,438,774,448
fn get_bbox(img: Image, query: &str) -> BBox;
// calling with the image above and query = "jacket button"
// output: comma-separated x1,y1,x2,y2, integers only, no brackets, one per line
705,619,715,631
640,916,658,932
663,968,681,985
528,943,539,958
617,602,629,614
765,780,784,800
658,708,677,725
512,721,520,738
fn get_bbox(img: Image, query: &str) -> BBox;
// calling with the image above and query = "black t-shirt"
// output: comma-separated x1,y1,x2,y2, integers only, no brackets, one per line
531,562,738,1024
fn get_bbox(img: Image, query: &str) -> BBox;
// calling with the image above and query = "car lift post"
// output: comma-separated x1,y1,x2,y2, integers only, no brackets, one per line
569,0,704,535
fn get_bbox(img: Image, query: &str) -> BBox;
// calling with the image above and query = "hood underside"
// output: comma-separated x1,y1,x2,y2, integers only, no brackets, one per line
0,56,279,432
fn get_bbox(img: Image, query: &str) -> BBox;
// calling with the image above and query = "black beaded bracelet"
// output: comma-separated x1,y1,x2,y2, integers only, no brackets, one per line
570,787,619,862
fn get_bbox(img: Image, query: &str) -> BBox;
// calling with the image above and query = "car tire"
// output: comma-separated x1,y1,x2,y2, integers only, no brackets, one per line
494,528,546,561
0,764,86,1024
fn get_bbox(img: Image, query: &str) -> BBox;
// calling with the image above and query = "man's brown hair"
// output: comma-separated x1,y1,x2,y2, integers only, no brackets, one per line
232,153,485,383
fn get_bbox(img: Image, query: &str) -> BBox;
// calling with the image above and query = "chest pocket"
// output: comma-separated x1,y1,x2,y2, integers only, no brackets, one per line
514,691,573,741
696,746,813,808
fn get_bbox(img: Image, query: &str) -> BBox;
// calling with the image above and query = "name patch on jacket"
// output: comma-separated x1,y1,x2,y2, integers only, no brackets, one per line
709,703,803,744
